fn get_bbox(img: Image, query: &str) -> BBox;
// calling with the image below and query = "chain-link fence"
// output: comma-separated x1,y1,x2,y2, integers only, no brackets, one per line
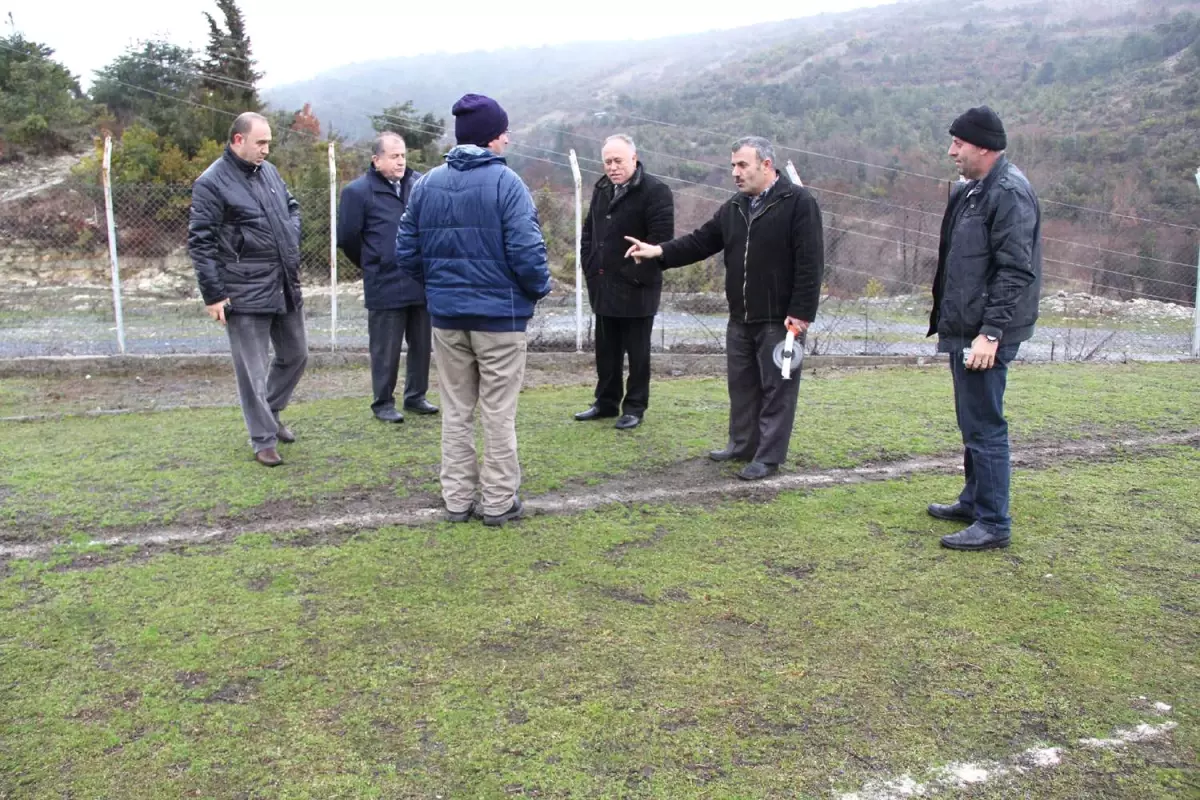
1,168,1196,361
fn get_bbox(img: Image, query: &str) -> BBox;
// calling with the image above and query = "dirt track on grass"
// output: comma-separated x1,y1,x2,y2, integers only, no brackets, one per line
2,430,1195,563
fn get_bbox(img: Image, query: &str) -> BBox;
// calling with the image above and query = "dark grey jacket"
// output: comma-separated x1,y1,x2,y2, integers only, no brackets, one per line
188,147,303,313
929,156,1041,348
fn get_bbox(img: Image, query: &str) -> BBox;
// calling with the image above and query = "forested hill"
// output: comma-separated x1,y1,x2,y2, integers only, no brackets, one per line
513,0,1200,216
267,0,1199,296
506,0,1200,300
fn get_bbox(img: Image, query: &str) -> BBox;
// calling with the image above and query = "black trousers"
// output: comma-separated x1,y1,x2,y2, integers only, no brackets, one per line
367,306,432,413
724,320,802,466
593,314,654,417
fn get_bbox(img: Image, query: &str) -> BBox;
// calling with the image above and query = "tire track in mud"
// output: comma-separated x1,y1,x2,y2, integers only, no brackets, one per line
1,431,1196,562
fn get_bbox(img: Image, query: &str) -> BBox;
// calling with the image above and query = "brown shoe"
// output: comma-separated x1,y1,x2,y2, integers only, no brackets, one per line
255,447,283,467
276,424,295,443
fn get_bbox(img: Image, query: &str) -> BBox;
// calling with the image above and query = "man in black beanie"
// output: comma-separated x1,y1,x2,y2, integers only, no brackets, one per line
927,105,1042,551
396,93,551,527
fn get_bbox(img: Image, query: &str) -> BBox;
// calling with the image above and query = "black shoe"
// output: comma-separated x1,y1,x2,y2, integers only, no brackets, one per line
927,501,974,523
574,406,618,421
483,496,525,527
276,424,296,444
446,504,477,523
374,408,404,423
940,523,1010,551
737,461,778,481
709,448,742,462
404,399,440,415
614,414,641,430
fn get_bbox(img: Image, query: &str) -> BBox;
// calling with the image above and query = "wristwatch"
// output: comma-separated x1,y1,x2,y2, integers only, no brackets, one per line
984,334,999,343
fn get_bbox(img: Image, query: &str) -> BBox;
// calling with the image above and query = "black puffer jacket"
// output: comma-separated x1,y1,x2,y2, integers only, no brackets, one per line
928,156,1041,348
660,171,824,323
188,147,303,313
581,163,674,318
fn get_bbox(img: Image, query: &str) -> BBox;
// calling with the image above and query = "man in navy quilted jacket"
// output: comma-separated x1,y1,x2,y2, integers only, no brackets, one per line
396,94,552,527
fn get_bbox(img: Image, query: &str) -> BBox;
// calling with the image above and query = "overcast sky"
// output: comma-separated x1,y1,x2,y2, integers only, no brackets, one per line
7,0,899,90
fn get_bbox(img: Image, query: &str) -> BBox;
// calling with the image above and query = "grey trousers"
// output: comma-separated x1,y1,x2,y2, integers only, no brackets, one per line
367,306,432,413
226,309,309,452
725,320,802,466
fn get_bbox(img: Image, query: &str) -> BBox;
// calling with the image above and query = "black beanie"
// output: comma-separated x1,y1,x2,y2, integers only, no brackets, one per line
452,93,509,148
949,106,1007,151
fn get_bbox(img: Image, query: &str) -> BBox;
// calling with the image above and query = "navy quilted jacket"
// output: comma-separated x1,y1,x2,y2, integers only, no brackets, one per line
395,146,551,332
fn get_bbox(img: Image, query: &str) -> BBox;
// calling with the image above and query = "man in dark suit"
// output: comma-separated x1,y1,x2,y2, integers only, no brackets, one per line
574,134,674,430
337,132,438,423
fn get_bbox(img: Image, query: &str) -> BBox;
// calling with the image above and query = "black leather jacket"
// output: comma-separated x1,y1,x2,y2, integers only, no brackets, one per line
929,156,1041,348
188,147,303,313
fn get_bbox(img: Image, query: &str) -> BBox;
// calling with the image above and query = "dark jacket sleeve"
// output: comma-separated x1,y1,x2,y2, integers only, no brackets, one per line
645,181,675,270
337,181,365,268
500,169,552,301
659,205,724,269
187,176,226,305
580,189,596,274
395,178,424,285
286,187,301,243
787,191,825,322
981,187,1039,339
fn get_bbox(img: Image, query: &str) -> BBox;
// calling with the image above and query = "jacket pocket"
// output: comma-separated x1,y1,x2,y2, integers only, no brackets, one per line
219,260,278,309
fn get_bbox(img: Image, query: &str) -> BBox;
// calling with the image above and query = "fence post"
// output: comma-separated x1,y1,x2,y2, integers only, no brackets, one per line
101,134,127,354
1192,167,1199,358
328,142,338,351
569,149,583,353
785,160,803,187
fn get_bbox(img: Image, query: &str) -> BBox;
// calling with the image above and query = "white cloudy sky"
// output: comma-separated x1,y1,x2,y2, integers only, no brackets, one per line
7,0,899,90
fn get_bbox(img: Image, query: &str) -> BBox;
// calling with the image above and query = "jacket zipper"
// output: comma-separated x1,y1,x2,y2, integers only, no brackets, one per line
737,196,785,322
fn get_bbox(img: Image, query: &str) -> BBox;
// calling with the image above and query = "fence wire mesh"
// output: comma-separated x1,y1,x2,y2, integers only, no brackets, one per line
0,174,1195,361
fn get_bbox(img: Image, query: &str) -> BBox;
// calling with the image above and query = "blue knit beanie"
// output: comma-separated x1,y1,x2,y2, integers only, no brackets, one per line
452,94,509,147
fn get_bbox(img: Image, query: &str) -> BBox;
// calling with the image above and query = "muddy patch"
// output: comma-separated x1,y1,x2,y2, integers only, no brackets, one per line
200,677,259,705
174,670,209,689
594,584,655,606
605,526,669,560
764,558,817,580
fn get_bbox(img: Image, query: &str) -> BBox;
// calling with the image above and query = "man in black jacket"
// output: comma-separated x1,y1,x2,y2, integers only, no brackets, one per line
926,106,1042,551
625,136,824,480
337,132,437,424
188,112,309,467
574,134,674,430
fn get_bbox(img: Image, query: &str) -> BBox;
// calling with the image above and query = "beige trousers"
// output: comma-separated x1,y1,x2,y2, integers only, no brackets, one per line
431,328,527,516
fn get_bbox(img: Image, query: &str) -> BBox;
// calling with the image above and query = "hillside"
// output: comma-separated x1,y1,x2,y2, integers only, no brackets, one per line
261,8,883,141
263,0,1200,302
513,0,1200,301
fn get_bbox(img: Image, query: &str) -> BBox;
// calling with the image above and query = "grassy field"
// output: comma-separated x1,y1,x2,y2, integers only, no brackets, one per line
1,363,1198,537
2,453,1197,798
1,362,1197,798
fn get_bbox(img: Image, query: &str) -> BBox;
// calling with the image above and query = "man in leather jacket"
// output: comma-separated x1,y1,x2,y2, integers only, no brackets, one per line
188,112,309,467
926,106,1042,551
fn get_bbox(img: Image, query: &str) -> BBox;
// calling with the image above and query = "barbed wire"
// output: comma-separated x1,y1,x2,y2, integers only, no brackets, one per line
72,43,1200,248
575,108,1200,232
6,42,1195,306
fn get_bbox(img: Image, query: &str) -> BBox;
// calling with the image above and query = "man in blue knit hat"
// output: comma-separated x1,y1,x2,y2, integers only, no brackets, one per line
396,93,552,527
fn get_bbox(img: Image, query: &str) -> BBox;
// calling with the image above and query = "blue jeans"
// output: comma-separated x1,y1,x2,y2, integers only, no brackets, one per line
949,342,1021,534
